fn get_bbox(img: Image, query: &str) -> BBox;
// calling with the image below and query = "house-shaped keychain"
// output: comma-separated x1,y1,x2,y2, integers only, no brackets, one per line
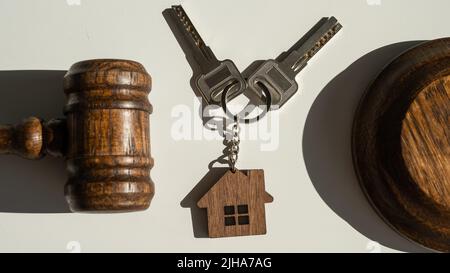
197,169,273,238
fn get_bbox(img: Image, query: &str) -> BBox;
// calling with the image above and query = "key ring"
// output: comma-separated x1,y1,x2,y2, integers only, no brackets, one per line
221,81,272,124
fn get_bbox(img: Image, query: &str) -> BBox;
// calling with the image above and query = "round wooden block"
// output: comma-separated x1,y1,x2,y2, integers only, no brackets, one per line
352,38,450,252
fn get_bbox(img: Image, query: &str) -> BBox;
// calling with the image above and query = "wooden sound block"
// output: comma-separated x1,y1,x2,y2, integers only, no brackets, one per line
352,38,450,252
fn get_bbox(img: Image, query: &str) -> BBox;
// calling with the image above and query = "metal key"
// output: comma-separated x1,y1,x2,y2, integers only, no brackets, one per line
244,17,342,108
163,5,246,105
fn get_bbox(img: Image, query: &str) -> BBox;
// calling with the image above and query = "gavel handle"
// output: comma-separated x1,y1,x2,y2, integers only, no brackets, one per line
0,117,66,159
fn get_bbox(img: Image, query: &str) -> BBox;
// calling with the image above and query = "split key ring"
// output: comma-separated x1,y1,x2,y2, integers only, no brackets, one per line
221,81,272,124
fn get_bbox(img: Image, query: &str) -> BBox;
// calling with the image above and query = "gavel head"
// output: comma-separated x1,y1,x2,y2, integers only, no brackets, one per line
63,59,154,213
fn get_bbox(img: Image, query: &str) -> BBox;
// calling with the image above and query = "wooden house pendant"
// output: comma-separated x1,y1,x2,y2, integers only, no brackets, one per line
196,85,274,238
198,169,273,238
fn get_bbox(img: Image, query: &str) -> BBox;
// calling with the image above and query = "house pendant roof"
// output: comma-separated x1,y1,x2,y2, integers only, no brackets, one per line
198,169,273,238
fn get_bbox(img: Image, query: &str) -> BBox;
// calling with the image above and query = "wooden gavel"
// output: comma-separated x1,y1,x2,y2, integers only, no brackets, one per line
0,59,154,213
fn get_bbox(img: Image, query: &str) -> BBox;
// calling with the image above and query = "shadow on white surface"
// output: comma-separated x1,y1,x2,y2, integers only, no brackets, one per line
0,70,70,213
303,41,433,253
181,167,229,238
181,139,236,238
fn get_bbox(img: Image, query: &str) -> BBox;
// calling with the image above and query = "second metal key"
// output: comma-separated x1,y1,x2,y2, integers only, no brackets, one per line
244,17,342,108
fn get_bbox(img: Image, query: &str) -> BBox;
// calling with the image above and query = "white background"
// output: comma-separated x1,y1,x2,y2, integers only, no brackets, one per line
0,0,448,253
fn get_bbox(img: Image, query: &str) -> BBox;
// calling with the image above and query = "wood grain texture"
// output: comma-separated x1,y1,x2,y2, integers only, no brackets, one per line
352,38,450,252
198,169,273,238
0,59,154,213
0,117,65,159
63,59,154,213
402,77,450,208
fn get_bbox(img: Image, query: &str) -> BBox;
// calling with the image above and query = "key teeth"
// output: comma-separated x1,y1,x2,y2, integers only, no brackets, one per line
171,5,204,48
306,22,342,59
291,20,342,71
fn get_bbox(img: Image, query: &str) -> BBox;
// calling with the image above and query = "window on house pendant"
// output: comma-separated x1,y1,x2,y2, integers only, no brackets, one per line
224,204,249,226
